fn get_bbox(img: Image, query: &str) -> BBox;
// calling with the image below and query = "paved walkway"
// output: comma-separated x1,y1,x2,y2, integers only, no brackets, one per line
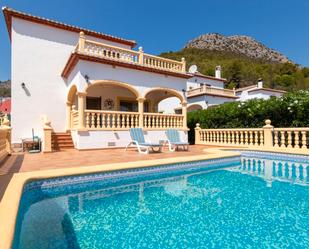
0,145,214,201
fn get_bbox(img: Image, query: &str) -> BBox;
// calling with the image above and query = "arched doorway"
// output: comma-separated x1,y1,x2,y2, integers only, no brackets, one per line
188,104,203,112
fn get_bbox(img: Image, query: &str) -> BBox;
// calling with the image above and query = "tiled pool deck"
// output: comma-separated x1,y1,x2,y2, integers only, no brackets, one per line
0,145,219,201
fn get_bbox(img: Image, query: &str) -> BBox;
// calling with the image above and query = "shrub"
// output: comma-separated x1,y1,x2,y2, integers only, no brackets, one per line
187,90,309,144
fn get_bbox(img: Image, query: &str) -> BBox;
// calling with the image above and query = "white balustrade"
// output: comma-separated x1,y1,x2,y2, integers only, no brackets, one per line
195,122,309,152
273,128,309,150
196,128,264,147
143,113,184,129
187,85,236,98
76,35,185,74
83,40,139,64
143,54,184,73
85,110,139,129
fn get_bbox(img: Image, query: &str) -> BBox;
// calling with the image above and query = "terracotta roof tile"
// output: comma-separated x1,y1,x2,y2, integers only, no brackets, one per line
2,6,136,48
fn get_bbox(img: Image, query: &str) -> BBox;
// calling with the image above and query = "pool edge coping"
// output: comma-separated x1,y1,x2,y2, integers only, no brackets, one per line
0,149,240,249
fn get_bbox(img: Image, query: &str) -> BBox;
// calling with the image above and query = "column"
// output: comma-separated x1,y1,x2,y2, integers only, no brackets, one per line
181,57,186,73
66,101,72,131
138,47,144,65
137,97,145,128
182,102,187,129
77,92,87,130
195,123,201,144
42,115,52,153
1,115,11,155
78,31,86,52
263,119,274,149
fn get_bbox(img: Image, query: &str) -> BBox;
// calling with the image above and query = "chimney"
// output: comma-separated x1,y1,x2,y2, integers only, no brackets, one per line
215,66,221,79
257,78,263,88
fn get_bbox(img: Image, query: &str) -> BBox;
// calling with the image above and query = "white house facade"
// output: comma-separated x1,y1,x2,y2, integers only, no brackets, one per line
235,80,286,102
4,7,190,150
185,68,286,111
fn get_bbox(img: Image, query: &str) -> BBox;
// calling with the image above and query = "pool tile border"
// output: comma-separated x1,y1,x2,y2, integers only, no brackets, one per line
24,156,240,192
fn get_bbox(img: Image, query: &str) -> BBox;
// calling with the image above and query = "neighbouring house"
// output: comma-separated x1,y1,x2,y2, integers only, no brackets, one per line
182,67,286,112
3,7,191,150
235,79,286,101
186,66,238,111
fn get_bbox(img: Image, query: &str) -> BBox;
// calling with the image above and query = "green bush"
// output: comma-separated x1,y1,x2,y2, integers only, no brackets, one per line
187,90,309,144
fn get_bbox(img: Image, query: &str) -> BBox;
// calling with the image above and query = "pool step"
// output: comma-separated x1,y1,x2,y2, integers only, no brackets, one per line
51,132,74,151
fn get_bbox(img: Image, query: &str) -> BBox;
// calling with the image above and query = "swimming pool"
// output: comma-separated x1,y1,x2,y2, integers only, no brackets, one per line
13,153,309,248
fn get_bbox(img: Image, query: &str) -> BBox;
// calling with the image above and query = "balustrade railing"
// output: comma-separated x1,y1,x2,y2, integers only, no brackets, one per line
77,32,186,74
143,113,184,129
273,128,309,149
187,85,236,97
143,54,184,73
195,120,309,152
83,40,140,64
197,128,264,147
85,110,139,129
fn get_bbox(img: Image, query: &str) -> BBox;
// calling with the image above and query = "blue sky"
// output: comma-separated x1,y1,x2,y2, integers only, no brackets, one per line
0,0,308,80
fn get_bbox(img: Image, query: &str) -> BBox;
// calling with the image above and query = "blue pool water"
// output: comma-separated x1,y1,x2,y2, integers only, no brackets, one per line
13,153,309,249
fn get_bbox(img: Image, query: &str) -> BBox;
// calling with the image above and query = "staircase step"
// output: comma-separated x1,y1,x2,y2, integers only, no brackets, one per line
51,132,74,151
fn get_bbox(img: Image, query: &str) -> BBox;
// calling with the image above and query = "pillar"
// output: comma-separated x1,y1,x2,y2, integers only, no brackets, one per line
77,92,87,129
1,115,11,155
78,31,86,52
138,47,144,64
66,101,72,131
182,102,187,129
181,57,186,73
42,115,52,153
195,123,201,144
137,97,145,128
263,119,274,149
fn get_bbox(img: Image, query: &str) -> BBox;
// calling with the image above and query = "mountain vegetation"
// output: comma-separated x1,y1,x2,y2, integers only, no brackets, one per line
0,80,11,97
160,34,309,91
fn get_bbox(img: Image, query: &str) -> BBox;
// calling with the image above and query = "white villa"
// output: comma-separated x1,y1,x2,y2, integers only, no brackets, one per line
3,7,193,151
3,7,286,151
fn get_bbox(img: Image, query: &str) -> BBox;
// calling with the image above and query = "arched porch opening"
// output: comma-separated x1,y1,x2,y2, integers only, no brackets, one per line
188,104,203,112
84,80,140,112
143,87,185,113
142,88,187,129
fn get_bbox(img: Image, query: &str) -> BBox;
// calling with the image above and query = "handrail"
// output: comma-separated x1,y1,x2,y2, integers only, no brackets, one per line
85,109,138,115
187,85,235,97
145,112,183,117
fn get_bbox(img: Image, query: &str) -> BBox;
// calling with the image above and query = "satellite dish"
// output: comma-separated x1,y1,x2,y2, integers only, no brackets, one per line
188,65,198,74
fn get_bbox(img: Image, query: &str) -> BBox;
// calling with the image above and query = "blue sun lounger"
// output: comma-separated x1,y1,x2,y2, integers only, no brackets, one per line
125,128,162,154
166,129,189,151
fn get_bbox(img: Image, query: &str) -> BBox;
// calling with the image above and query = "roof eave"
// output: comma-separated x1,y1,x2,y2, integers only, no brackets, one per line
2,6,137,48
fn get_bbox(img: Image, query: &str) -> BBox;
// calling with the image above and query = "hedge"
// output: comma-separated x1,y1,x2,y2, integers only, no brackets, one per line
187,90,309,144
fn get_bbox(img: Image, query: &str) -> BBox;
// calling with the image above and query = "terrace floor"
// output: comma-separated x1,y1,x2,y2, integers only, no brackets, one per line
0,145,219,201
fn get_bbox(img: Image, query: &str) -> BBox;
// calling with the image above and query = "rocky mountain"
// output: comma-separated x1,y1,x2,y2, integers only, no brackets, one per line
185,33,292,64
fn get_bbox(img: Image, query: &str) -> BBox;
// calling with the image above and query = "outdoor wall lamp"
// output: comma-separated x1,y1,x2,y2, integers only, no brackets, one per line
84,74,90,83
21,82,26,89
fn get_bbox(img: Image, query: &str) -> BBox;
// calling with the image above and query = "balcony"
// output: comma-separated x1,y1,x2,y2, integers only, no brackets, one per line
187,85,238,99
62,32,188,78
